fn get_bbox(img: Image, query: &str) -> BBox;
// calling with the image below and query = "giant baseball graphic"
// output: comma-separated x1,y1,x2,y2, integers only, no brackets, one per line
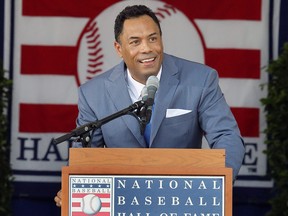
76,0,204,85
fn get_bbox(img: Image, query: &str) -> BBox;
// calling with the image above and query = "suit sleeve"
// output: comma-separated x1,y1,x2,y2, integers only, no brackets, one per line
72,86,105,148
198,69,245,180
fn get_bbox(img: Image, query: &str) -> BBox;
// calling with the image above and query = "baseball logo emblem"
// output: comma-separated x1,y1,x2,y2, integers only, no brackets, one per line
76,0,205,86
81,194,102,215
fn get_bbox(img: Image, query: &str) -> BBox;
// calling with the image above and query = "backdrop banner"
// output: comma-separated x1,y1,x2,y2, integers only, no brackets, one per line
3,0,277,197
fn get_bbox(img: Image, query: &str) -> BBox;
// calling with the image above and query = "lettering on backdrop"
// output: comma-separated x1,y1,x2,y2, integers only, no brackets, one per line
243,143,258,174
17,137,69,162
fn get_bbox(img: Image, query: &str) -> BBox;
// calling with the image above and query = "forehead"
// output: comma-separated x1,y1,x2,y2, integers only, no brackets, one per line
121,15,160,37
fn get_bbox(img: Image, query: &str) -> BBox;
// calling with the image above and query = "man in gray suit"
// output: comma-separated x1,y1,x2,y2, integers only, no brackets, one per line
55,4,245,207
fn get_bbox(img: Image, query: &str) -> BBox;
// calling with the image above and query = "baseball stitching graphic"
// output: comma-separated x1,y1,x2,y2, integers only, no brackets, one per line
76,0,204,86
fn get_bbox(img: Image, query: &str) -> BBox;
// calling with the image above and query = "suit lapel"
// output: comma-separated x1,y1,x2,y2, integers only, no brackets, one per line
150,54,179,145
104,62,147,147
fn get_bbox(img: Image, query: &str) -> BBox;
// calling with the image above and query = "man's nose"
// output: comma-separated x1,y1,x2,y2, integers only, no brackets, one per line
140,40,152,52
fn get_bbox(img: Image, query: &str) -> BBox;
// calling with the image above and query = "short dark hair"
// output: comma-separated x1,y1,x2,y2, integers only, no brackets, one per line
114,5,162,43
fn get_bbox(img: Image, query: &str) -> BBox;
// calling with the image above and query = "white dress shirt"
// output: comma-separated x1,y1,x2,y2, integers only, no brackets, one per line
126,67,162,103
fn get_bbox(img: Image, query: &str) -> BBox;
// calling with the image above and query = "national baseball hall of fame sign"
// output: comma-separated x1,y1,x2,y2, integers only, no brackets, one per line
69,175,225,216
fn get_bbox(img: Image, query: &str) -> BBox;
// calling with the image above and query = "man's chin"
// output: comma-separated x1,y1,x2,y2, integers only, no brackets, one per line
140,66,161,76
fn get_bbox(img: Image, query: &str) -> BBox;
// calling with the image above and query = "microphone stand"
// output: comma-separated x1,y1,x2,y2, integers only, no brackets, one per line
53,100,147,147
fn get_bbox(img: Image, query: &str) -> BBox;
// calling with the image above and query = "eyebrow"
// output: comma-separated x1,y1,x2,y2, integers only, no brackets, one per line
128,32,158,40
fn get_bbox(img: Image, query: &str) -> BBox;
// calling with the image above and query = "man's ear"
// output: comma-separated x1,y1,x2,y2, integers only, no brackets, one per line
114,41,122,58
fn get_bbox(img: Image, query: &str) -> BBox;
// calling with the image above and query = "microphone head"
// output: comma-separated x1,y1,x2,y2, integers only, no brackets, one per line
146,76,159,106
146,76,159,89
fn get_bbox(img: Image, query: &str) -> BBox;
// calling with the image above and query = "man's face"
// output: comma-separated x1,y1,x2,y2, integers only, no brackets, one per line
114,15,164,84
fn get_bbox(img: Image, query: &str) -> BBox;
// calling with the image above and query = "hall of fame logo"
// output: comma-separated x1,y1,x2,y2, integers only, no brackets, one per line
75,0,204,86
69,175,225,216
70,176,112,215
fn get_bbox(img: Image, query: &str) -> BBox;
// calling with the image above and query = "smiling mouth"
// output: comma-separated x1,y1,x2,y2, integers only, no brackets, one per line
139,57,156,63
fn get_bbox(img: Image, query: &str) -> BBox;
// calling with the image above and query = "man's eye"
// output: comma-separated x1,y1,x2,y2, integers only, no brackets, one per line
150,37,157,42
130,40,139,45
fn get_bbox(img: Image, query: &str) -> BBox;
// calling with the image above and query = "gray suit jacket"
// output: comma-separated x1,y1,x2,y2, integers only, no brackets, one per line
75,53,245,179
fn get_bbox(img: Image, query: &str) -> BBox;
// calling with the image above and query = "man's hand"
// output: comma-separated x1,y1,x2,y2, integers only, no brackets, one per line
54,190,62,207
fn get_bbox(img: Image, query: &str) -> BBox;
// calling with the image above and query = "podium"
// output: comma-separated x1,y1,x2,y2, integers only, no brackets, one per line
61,148,232,215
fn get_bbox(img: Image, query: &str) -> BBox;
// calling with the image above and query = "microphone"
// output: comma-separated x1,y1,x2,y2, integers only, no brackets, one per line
53,100,146,146
139,86,148,134
141,86,148,102
145,76,159,123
